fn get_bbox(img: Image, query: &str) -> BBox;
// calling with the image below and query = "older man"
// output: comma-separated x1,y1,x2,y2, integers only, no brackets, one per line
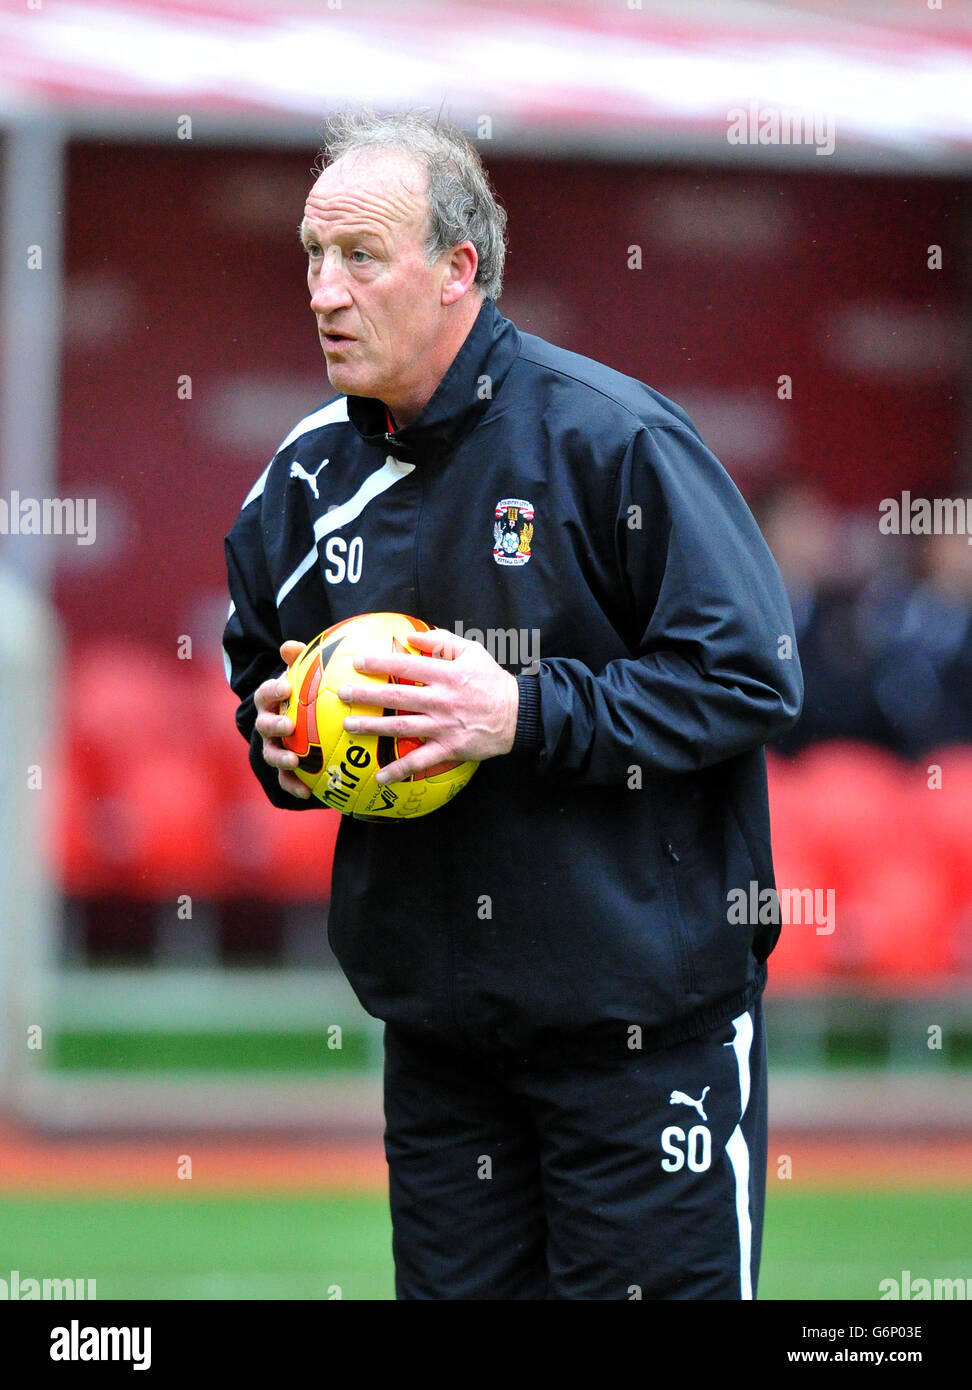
223,111,803,1300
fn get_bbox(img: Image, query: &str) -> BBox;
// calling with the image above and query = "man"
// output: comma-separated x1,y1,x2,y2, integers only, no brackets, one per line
223,111,803,1300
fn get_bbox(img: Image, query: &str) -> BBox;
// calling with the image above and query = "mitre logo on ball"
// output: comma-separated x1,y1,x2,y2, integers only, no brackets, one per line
281,612,478,821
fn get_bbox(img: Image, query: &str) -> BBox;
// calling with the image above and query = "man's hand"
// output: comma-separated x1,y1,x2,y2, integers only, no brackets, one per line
337,627,520,784
254,640,311,800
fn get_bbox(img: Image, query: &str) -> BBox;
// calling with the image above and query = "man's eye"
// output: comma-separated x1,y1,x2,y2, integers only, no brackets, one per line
350,249,372,264
305,243,322,258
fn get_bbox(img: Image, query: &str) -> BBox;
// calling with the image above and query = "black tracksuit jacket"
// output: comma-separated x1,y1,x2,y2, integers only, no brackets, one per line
223,297,804,1060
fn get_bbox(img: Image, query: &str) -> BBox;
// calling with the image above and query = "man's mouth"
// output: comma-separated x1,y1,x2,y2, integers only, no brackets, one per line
321,330,356,349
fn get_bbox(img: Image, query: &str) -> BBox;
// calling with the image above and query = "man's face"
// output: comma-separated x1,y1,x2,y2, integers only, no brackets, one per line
299,150,449,407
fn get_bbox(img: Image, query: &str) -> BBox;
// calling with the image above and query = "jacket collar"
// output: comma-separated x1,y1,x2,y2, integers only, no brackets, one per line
345,297,520,466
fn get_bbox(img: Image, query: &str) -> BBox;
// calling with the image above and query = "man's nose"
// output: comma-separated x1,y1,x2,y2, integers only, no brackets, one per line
310,248,352,314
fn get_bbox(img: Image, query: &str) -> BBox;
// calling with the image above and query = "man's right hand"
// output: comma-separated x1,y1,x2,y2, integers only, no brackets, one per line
254,640,311,799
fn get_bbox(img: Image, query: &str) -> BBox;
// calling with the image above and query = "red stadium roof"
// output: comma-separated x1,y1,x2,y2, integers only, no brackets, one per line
0,0,970,166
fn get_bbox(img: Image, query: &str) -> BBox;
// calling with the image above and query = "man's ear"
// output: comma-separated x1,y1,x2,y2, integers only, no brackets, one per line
441,241,479,305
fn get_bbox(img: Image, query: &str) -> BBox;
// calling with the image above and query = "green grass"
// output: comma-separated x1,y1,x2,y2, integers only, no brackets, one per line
0,1194,394,1300
0,1188,969,1300
761,1188,972,1301
51,1030,372,1073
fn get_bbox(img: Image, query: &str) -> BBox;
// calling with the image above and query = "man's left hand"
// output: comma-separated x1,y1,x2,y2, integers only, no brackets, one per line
336,627,521,783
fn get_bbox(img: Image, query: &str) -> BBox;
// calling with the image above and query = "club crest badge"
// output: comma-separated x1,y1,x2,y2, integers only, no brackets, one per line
493,497,535,567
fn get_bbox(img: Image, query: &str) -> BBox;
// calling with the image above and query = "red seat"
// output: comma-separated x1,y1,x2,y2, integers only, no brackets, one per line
793,742,907,903
53,644,341,905
49,740,113,897
768,742,964,986
766,753,836,987
98,747,223,898
69,640,184,794
907,745,972,974
834,843,955,983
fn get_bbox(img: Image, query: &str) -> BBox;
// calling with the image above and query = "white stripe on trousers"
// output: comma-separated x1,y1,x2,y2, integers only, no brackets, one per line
725,1009,755,1300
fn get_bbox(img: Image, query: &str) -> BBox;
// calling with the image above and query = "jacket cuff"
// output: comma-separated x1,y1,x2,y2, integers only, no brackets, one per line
512,673,543,754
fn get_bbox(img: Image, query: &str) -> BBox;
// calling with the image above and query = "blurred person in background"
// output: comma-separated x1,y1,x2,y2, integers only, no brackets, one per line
757,481,878,749
758,483,971,759
865,530,972,756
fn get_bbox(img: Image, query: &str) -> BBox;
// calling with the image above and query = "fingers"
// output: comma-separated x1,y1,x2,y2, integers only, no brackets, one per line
255,640,307,714
375,739,459,785
342,658,424,688
255,711,310,799
259,727,298,769
255,644,305,787
260,728,310,798
375,754,441,786
278,768,311,800
346,632,465,686
337,681,433,712
374,761,407,785
405,627,465,659
255,672,293,715
343,711,430,738
255,703,298,781
255,705,295,739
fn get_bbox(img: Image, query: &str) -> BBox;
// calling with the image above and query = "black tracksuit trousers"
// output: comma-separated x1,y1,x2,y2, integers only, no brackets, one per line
382,997,767,1300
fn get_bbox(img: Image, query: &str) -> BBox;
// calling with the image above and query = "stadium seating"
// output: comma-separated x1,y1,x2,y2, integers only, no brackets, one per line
54,647,338,917
765,742,970,989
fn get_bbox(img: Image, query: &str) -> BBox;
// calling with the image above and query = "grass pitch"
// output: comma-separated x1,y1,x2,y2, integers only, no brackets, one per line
1,1187,970,1300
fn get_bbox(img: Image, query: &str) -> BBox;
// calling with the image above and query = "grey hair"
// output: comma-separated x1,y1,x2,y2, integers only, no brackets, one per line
317,109,508,301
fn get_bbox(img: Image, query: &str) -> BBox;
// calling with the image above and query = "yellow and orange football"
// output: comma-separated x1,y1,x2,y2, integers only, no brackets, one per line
280,612,478,821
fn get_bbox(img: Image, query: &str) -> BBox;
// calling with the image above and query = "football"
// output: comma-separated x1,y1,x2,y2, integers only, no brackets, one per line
280,612,479,820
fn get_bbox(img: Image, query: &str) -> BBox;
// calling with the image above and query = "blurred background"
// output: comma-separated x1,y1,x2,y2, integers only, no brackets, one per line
0,0,969,1300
